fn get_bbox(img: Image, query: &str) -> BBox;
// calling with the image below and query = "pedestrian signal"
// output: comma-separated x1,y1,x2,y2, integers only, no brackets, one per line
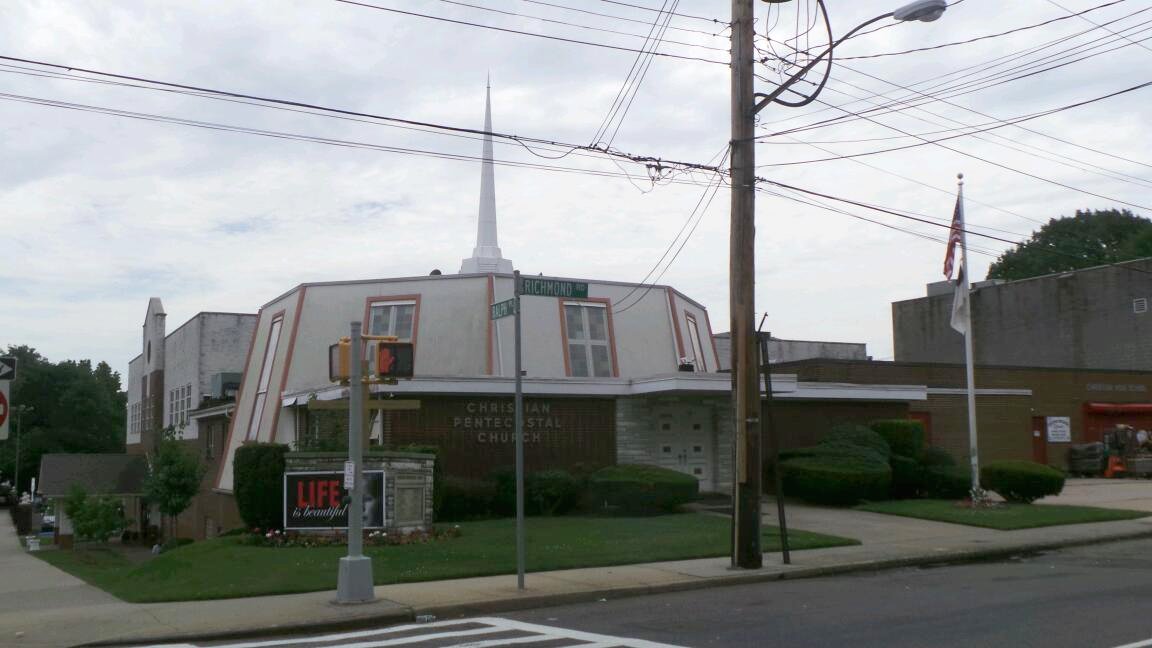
376,342,415,378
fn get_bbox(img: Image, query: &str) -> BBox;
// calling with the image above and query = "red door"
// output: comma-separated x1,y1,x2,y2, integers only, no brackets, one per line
1031,416,1048,464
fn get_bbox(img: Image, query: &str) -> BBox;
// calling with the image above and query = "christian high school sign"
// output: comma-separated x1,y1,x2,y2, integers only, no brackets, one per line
283,471,386,530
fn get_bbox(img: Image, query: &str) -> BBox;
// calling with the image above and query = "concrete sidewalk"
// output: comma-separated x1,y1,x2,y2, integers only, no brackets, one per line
3,479,1152,647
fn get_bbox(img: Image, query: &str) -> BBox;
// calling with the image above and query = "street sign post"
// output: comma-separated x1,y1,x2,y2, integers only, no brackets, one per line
518,278,588,299
0,382,8,441
0,357,15,381
490,298,517,320
513,270,526,591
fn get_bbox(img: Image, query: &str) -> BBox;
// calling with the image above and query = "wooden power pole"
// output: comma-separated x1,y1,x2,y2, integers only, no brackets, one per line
730,0,762,569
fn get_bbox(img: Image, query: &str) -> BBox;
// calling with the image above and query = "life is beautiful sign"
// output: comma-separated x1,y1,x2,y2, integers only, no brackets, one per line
283,470,385,530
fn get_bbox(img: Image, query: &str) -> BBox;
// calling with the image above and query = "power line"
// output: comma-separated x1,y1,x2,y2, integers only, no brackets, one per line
431,0,728,52
332,0,727,65
615,148,731,315
0,54,724,176
763,69,1152,191
596,0,719,24
1045,0,1152,54
756,6,1152,137
839,0,1128,60
0,90,727,190
516,0,723,38
757,178,1152,276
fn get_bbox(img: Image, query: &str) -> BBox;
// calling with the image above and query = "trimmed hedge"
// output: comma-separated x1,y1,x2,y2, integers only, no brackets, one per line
869,419,925,459
780,456,891,506
981,460,1065,503
822,424,892,458
781,442,888,465
923,466,972,499
527,470,583,516
233,443,289,530
889,454,924,499
438,477,496,521
588,464,699,514
920,446,957,468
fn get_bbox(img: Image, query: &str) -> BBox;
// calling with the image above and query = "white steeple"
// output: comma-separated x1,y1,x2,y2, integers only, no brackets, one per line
460,77,514,275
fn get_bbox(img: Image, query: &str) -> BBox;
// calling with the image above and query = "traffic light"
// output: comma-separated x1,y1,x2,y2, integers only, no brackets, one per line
377,342,415,378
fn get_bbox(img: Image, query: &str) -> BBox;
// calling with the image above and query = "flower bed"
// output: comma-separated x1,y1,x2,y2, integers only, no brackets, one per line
240,526,462,548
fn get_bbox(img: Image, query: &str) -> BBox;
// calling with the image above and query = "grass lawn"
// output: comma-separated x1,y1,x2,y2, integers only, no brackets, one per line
36,513,856,603
857,499,1151,530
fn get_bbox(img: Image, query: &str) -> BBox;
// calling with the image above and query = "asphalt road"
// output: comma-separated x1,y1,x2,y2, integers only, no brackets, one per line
503,538,1152,648
159,539,1152,648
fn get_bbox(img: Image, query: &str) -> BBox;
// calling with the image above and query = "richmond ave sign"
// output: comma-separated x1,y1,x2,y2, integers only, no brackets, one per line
283,470,386,530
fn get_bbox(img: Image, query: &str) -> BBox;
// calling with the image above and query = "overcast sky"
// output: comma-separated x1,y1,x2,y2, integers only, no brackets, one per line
2,0,1150,380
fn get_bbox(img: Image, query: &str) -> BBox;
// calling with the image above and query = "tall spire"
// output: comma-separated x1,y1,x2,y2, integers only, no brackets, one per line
460,77,514,274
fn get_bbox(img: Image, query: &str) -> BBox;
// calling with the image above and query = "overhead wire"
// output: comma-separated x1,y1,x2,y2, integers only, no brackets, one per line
591,0,677,147
1045,0,1152,54
431,0,728,52
331,0,728,65
517,0,725,38
0,54,724,177
839,0,1128,60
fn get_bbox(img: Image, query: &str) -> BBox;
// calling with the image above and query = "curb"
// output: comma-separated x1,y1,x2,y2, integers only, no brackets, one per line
85,528,1152,647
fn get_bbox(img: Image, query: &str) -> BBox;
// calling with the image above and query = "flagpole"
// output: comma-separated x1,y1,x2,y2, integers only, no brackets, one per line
956,173,982,496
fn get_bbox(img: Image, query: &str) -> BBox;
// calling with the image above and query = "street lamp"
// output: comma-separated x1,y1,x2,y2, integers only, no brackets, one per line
13,405,32,496
728,0,949,570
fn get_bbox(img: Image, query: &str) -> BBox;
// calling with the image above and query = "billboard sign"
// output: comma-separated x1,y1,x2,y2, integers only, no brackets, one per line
283,470,385,530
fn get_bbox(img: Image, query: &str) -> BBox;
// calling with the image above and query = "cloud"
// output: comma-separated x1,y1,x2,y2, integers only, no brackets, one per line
2,0,1150,376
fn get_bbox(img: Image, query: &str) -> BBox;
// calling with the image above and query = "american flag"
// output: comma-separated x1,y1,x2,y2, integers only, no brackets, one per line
943,192,963,279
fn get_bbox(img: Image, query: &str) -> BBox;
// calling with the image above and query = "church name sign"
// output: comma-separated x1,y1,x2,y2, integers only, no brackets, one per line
452,400,565,442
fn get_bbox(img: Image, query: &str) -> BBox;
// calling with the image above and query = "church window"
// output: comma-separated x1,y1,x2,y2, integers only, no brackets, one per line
563,302,615,378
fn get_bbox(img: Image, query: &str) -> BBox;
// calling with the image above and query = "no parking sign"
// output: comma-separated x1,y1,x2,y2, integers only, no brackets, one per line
0,382,8,441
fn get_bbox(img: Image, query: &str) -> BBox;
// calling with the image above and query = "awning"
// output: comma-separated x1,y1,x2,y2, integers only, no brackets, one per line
1085,402,1152,414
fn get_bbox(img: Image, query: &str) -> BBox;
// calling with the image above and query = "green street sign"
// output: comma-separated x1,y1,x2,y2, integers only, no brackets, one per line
519,278,589,299
491,298,517,320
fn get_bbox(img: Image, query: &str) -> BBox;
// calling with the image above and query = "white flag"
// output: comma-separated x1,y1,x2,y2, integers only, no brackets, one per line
951,264,969,334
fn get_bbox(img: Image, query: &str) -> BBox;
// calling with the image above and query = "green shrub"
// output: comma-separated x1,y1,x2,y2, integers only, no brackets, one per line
588,464,699,515
161,537,194,553
526,470,582,516
889,454,924,499
922,466,972,499
981,460,1065,503
780,456,891,506
920,446,956,468
397,444,444,519
63,486,128,543
233,443,289,530
822,424,891,458
869,419,925,458
781,442,888,465
438,477,495,521
487,468,517,517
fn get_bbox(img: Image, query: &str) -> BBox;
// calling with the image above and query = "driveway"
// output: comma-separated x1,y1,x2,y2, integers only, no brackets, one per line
1044,477,1152,512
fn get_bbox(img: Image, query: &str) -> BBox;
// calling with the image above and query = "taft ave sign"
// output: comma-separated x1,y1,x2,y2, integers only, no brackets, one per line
519,278,588,299
490,298,517,320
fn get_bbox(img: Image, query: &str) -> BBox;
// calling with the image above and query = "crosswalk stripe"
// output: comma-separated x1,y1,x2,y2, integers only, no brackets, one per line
134,616,687,648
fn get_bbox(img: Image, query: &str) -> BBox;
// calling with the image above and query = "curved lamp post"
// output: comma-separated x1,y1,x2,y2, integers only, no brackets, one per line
728,0,949,570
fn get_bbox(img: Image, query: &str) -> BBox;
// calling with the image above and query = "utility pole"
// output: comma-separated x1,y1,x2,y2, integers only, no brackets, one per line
336,321,374,604
729,0,761,569
513,270,526,590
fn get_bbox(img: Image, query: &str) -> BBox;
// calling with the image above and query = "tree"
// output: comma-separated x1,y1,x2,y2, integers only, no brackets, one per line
142,427,205,540
62,485,128,544
0,346,126,493
986,209,1152,281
